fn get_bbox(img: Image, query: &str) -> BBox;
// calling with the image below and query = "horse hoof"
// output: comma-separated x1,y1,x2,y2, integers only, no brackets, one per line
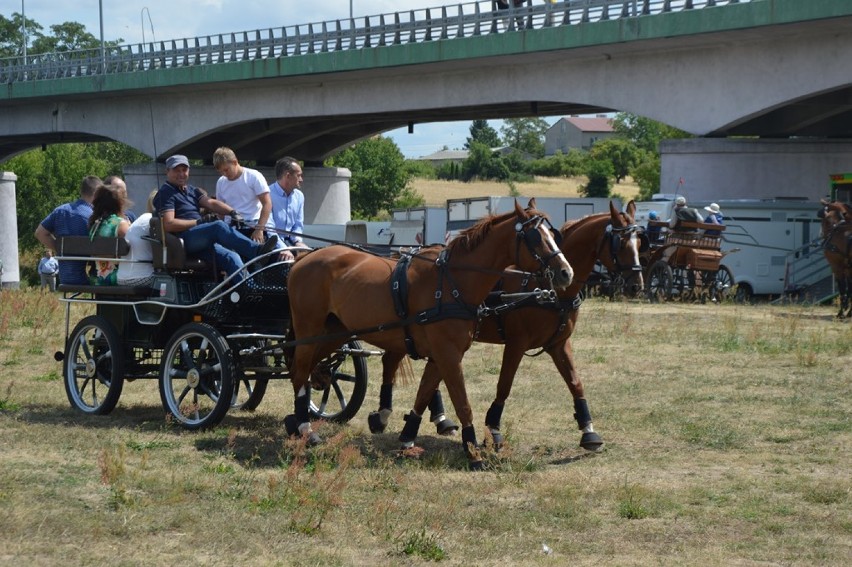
580,431,604,451
306,431,323,447
489,430,505,452
468,460,484,472
283,414,299,437
435,418,459,436
368,412,387,434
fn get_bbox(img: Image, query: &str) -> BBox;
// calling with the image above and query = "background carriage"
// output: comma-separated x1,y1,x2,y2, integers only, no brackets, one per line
643,219,736,303
55,221,375,430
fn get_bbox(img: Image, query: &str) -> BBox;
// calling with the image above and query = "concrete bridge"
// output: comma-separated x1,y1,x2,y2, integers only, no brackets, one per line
2,0,851,166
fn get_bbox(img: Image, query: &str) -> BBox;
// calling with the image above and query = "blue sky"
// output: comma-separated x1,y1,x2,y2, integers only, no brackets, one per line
5,1,564,157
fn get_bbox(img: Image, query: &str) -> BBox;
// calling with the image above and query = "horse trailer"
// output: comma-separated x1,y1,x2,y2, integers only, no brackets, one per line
446,196,621,240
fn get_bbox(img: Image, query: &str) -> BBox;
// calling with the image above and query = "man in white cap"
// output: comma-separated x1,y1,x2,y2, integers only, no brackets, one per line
668,195,703,232
153,155,278,280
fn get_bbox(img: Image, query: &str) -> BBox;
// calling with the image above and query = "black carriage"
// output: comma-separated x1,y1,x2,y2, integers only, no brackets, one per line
644,220,735,303
54,220,375,429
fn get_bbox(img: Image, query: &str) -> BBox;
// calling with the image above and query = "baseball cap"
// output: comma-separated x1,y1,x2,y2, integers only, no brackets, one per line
166,155,190,169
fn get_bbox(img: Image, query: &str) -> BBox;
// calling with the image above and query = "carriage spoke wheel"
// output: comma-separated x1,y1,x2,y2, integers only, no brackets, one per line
647,260,673,303
159,322,235,430
710,266,735,303
232,339,272,411
64,315,124,415
307,340,368,423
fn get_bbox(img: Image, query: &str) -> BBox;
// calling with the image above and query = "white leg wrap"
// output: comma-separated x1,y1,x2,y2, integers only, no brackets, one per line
298,422,313,436
379,408,392,425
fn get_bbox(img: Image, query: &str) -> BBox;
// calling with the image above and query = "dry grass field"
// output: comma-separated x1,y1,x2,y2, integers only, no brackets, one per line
410,176,641,207
1,288,850,566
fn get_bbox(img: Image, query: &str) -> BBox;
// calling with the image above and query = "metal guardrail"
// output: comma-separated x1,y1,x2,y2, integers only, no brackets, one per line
0,0,748,84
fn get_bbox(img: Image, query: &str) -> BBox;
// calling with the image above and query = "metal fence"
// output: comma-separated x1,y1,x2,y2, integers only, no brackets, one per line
0,0,748,84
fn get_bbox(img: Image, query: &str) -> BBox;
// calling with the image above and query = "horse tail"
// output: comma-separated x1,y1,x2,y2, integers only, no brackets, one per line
397,356,415,387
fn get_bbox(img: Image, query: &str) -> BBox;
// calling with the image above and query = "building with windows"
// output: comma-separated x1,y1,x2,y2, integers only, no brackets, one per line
545,116,617,155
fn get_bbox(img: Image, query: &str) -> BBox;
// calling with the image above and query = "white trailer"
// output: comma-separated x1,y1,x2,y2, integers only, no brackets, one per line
635,195,827,297
387,207,448,246
446,196,621,238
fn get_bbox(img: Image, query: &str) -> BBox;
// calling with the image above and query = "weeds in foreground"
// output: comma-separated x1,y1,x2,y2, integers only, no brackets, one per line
395,528,447,561
0,382,20,411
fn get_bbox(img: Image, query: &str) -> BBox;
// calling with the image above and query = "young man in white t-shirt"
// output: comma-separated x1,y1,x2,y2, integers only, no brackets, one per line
213,147,273,244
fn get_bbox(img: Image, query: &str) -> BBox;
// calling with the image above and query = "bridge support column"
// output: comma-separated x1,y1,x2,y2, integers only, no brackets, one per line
0,172,21,289
661,138,852,202
123,163,352,225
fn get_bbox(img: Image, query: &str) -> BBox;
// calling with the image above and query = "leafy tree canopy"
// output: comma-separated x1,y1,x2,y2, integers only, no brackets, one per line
326,136,415,219
465,119,501,150
611,112,691,154
589,137,642,184
500,117,548,158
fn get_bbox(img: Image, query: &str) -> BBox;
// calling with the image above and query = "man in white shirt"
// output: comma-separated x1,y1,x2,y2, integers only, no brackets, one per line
213,147,273,244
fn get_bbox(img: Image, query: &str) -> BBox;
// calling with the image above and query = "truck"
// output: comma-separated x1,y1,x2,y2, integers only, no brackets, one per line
445,196,621,239
634,195,828,299
829,173,852,204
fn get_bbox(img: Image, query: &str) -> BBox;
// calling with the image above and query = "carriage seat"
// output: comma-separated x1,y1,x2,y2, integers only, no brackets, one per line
55,236,151,296
148,217,209,273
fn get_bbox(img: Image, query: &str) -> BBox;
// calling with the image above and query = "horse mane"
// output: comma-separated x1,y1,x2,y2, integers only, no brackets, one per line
448,208,531,254
559,212,608,238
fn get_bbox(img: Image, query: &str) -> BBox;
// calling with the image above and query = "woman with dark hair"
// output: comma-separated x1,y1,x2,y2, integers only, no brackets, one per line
88,183,131,285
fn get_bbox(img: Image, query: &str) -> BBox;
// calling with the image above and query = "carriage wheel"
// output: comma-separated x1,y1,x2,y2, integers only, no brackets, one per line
710,266,735,303
159,322,235,430
735,282,754,305
308,340,368,423
647,260,673,303
232,377,269,411
64,315,125,415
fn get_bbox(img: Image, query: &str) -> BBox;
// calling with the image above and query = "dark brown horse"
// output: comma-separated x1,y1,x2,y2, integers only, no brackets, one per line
285,202,573,468
369,200,646,453
819,200,852,318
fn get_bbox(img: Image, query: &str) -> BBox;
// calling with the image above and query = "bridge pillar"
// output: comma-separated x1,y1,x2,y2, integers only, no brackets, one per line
0,172,21,289
660,138,852,202
122,164,352,225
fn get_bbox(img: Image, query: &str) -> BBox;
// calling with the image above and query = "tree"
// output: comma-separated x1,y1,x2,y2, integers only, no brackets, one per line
632,153,661,201
580,158,614,198
589,137,642,183
31,22,122,53
461,141,509,182
465,119,501,150
325,136,413,219
0,13,43,57
500,117,549,157
611,112,691,154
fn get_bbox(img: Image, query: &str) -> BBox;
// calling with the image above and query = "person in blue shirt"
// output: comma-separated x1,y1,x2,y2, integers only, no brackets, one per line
645,210,663,244
38,250,59,291
703,203,724,236
35,175,100,285
269,156,310,262
152,155,278,280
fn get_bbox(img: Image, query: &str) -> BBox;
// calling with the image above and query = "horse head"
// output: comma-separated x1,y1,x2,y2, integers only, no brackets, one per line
820,200,852,238
513,200,574,289
600,200,646,295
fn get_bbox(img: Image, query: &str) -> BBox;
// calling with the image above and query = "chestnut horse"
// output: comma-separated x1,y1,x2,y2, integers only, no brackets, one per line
285,202,573,469
819,200,852,318
369,200,646,453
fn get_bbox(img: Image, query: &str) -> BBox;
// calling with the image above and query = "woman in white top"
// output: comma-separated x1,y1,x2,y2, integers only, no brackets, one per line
117,190,157,286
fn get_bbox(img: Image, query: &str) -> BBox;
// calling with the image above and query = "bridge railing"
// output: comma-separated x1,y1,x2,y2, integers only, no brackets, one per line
0,0,748,84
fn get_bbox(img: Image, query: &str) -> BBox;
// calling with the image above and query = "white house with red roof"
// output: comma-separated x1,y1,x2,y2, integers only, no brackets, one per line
545,115,617,155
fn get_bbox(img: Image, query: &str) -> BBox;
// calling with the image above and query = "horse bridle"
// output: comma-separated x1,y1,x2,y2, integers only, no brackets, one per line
599,221,646,275
515,215,566,281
